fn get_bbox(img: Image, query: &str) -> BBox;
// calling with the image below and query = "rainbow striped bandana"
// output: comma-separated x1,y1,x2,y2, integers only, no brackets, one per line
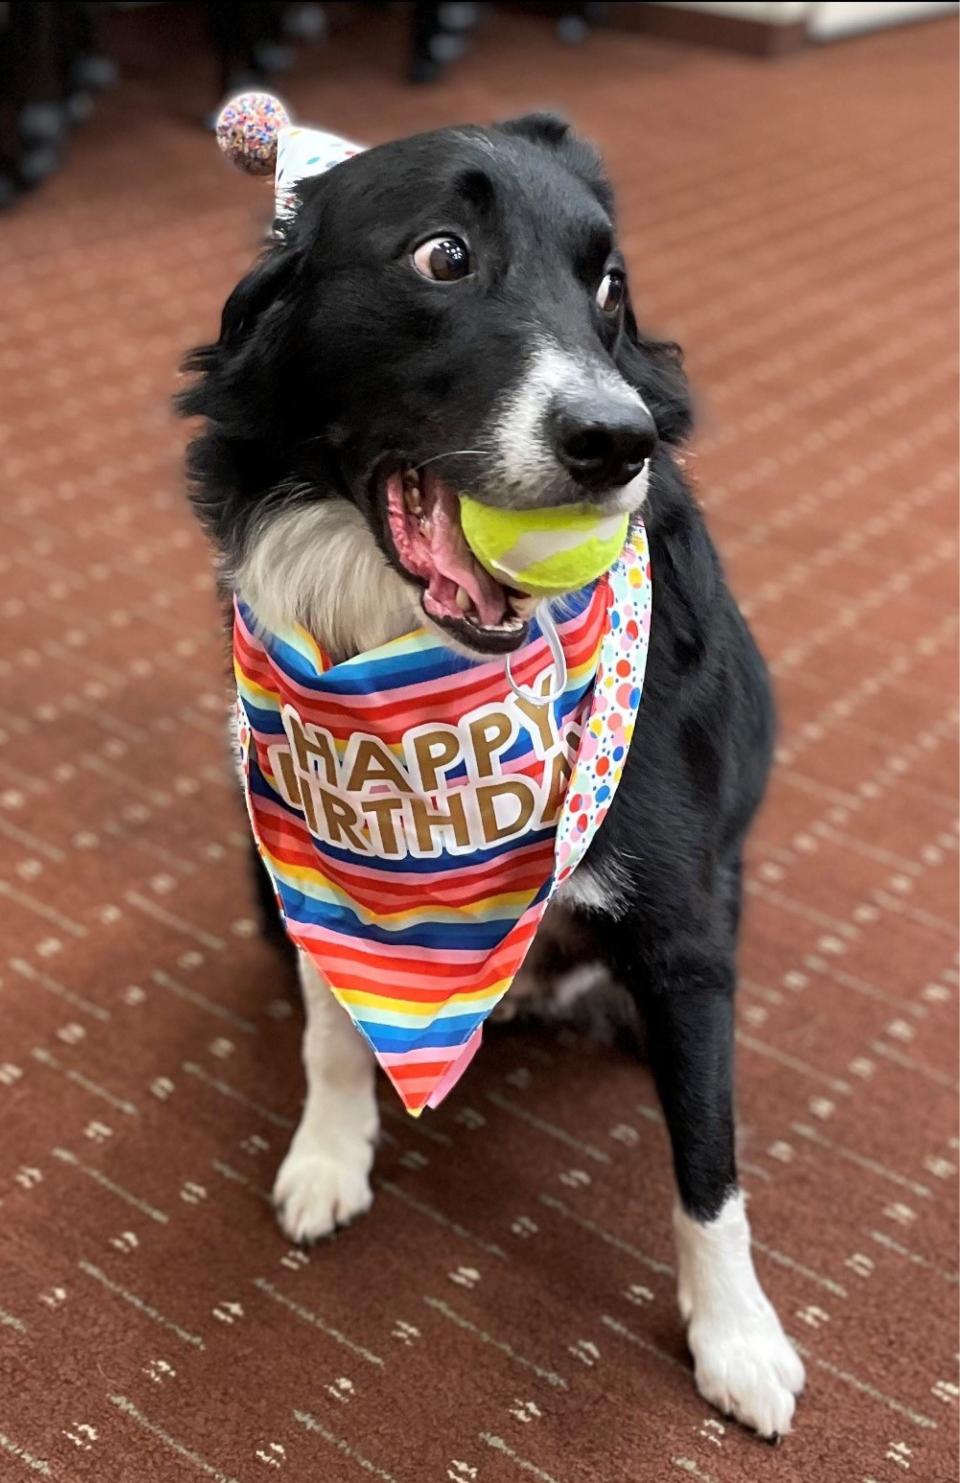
234,527,651,1114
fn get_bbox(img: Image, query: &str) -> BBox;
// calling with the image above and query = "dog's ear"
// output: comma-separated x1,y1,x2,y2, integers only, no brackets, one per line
499,113,614,215
177,242,300,424
498,112,572,148
616,300,693,447
217,242,300,351
181,242,299,371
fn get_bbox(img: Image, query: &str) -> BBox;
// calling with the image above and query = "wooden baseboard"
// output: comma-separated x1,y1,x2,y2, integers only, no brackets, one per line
602,3,809,58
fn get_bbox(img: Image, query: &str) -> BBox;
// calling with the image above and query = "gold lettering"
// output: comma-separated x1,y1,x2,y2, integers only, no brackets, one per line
540,748,572,825
467,710,514,779
317,787,368,852
409,791,470,854
273,748,302,806
412,729,460,791
272,746,322,834
345,737,412,793
285,711,338,787
511,685,556,755
361,796,406,856
477,779,536,843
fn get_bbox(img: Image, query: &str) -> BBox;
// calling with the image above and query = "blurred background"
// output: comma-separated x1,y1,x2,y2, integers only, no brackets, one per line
1,4,957,1482
2,1,960,202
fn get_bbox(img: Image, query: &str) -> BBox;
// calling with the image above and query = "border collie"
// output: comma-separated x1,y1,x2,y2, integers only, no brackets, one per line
179,114,804,1438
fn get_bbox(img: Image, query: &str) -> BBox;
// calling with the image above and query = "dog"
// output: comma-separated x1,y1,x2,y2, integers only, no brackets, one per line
179,113,805,1438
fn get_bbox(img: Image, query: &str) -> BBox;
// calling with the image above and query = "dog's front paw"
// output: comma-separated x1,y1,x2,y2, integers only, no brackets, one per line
273,1142,374,1244
687,1305,805,1440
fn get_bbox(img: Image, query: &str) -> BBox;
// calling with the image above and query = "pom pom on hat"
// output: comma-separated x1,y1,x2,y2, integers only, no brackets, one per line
213,92,364,224
216,92,290,176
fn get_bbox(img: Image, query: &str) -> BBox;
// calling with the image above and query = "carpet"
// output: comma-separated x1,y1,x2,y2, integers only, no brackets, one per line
0,8,957,1481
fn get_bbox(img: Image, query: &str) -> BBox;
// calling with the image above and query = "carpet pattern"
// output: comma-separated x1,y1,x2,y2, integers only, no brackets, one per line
0,9,957,1482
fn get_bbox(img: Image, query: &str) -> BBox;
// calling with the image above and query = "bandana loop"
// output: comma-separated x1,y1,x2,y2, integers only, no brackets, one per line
506,602,568,704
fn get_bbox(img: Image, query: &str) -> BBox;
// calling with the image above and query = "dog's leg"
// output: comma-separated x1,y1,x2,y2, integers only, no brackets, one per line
273,951,378,1244
616,931,804,1437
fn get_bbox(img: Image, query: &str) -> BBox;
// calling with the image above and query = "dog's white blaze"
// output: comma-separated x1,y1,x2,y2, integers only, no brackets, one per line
273,952,379,1243
491,343,652,508
235,500,418,660
674,1192,806,1436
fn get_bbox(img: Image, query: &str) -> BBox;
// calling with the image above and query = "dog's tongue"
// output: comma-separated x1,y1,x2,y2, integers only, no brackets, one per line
428,480,507,626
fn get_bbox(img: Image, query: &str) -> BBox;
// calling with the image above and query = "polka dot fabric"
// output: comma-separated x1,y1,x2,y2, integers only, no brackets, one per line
274,124,365,220
554,523,652,888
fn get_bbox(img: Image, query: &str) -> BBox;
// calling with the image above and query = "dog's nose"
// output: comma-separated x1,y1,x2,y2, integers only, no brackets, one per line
551,394,658,492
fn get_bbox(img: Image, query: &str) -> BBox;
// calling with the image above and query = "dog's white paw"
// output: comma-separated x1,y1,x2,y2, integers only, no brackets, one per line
273,1142,374,1244
687,1305,805,1439
674,1194,805,1439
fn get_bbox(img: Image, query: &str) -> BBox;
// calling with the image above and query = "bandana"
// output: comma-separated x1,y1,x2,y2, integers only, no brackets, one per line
234,530,651,1113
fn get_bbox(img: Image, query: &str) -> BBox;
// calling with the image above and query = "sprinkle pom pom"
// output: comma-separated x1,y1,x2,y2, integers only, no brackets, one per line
459,497,630,598
215,92,290,176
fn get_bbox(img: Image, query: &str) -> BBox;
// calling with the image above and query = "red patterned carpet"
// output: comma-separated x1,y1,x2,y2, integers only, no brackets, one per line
1,9,957,1481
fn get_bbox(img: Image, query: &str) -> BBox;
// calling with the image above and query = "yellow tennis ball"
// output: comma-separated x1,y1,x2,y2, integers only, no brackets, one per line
459,497,629,597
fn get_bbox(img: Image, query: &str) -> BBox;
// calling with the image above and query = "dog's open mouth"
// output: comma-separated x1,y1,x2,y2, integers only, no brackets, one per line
383,466,533,654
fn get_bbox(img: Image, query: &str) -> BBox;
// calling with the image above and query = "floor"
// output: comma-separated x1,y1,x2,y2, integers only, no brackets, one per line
0,8,957,1482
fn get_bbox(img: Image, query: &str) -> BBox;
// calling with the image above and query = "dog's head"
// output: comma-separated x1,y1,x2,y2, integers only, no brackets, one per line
180,114,690,658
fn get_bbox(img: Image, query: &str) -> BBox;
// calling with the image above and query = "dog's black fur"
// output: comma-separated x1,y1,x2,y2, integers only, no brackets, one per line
179,115,774,1229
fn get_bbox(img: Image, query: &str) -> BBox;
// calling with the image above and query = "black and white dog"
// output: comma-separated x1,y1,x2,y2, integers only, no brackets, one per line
180,115,804,1437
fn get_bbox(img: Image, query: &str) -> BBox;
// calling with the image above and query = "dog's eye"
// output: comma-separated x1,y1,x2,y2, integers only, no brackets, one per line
596,271,625,314
412,236,472,282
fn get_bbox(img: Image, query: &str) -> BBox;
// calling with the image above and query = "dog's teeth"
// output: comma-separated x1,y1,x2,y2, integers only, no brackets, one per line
455,586,472,613
509,594,537,619
401,469,422,513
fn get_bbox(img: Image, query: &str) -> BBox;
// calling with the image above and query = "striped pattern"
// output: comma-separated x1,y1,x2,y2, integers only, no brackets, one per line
235,543,649,1114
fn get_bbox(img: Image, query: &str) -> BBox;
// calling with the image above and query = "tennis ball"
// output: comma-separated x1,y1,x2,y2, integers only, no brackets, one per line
459,497,629,598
